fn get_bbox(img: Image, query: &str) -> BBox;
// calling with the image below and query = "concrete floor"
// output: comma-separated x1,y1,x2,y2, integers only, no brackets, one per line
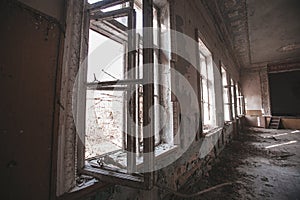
168,128,300,200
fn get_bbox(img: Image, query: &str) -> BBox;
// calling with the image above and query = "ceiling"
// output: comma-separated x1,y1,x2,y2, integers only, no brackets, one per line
218,0,300,68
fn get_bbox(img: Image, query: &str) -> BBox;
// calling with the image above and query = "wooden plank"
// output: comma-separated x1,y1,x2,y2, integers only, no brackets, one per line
90,7,132,20
89,0,130,10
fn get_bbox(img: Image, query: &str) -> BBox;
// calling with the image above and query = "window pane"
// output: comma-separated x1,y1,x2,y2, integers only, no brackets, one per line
231,80,236,118
203,102,209,126
198,40,214,132
202,79,208,103
224,104,231,121
223,88,229,104
86,90,125,158
88,30,125,82
200,57,207,78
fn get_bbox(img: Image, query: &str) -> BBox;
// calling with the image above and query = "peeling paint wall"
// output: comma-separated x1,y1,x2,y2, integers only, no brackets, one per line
240,67,270,127
259,67,271,115
56,0,88,195
241,68,263,112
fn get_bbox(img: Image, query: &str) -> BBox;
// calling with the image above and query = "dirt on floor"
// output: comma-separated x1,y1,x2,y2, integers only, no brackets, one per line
168,127,300,200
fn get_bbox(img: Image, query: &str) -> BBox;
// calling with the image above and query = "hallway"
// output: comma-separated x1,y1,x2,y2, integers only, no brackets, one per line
1,1,300,199
173,128,300,200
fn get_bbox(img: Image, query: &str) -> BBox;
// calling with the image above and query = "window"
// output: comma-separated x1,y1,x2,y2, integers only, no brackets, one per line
235,83,244,116
81,0,174,188
198,39,215,132
230,79,236,119
221,67,231,121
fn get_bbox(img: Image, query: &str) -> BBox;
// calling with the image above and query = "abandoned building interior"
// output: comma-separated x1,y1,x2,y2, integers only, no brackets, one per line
1,0,300,199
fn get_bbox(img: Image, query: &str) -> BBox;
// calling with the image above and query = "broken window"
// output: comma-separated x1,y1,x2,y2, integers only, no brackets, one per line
198,39,215,132
80,0,174,188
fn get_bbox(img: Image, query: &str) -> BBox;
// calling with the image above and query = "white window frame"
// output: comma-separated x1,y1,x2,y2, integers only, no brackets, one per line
75,0,174,191
221,67,231,122
197,38,215,133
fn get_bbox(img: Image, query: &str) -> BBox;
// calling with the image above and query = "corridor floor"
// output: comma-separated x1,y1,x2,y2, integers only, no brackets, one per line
172,128,300,200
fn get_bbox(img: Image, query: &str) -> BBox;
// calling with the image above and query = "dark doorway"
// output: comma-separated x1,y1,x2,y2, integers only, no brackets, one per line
269,70,300,116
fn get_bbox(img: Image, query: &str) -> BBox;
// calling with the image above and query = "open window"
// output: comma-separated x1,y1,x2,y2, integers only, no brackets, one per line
78,0,174,189
197,37,216,132
230,78,237,119
221,67,231,122
235,83,244,116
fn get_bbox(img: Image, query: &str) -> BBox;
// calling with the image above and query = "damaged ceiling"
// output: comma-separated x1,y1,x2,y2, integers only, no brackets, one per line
217,0,300,68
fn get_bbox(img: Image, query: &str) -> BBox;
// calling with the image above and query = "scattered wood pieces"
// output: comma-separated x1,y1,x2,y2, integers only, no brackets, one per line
271,153,296,160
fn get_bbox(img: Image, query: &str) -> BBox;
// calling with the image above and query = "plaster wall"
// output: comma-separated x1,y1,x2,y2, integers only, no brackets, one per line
18,0,65,22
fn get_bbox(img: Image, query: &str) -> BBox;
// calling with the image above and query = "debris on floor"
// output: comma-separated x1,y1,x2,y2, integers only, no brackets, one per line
167,128,300,200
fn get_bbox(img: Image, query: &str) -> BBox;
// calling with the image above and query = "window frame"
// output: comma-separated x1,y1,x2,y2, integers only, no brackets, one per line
221,66,231,122
76,0,173,190
196,36,215,133
230,78,237,119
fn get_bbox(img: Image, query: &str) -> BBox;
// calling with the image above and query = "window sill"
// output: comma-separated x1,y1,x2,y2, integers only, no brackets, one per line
79,144,178,189
86,143,177,172
57,180,112,200
204,127,223,137
203,126,222,135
